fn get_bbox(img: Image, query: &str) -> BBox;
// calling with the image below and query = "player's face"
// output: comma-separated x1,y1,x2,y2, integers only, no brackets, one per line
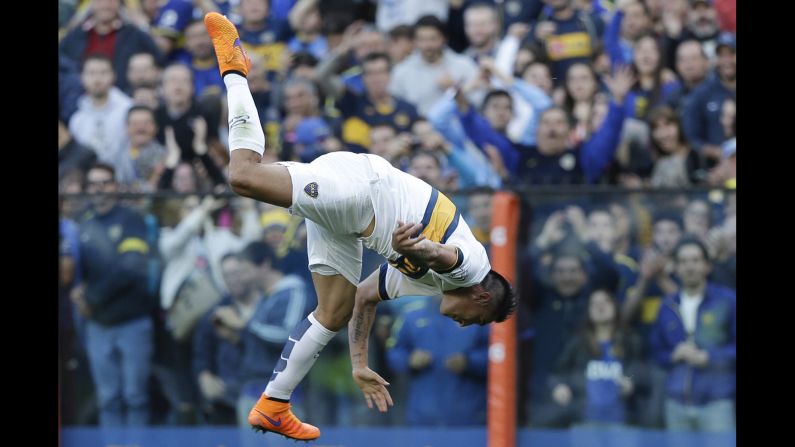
440,293,492,327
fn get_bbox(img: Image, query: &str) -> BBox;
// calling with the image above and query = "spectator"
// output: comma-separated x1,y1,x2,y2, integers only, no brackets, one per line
603,0,653,67
648,106,707,187
367,124,412,168
622,211,682,332
662,0,721,64
126,52,161,93
387,25,415,64
390,15,479,116
463,2,501,62
115,106,167,191
527,249,592,426
528,0,605,86
704,213,735,290
453,65,633,184
375,0,449,34
292,117,344,163
60,50,84,123
548,289,645,427
623,34,679,120
664,39,710,115
60,0,162,93
386,296,490,426
191,253,256,425
176,20,226,99
287,0,328,60
408,150,451,191
321,52,419,153
682,32,735,167
650,238,735,432
231,241,314,426
466,190,493,247
237,0,292,75
59,119,97,181
582,207,638,301
72,163,154,426
155,64,226,187
151,0,224,58
682,199,711,242
69,54,133,166
280,77,322,153
556,63,600,146
132,84,161,109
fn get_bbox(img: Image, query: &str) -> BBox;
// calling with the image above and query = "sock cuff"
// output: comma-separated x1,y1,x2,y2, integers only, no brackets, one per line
308,312,336,338
223,73,248,89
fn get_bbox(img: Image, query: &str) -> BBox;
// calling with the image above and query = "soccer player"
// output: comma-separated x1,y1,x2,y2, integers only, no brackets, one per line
204,13,516,441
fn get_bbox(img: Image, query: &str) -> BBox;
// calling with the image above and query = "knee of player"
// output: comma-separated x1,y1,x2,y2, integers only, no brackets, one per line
313,305,352,331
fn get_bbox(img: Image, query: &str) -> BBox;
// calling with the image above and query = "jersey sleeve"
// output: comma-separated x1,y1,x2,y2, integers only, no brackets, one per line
378,263,440,300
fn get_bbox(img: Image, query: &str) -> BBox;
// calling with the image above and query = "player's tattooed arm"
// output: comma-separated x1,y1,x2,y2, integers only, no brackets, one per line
349,270,394,412
392,221,460,272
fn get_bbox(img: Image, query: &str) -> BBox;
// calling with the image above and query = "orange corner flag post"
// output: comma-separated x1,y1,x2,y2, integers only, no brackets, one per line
487,191,520,447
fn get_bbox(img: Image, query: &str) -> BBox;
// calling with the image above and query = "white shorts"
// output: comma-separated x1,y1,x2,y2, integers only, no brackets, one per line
279,152,378,285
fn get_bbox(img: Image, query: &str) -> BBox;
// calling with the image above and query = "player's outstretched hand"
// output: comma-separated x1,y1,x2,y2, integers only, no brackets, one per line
352,367,393,413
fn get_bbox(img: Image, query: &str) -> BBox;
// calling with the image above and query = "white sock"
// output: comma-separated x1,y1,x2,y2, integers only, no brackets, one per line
224,73,265,156
264,312,336,400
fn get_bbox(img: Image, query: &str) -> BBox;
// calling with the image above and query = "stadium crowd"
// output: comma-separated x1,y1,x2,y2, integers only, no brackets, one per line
58,0,736,432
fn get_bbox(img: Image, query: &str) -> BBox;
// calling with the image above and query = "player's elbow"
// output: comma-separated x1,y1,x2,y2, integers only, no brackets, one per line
355,282,381,308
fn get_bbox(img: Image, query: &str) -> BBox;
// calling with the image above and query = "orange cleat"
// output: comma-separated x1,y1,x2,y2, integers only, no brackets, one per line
203,12,251,77
248,394,321,441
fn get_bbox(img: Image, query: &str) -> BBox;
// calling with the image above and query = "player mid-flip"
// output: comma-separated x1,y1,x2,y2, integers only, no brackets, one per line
204,12,516,441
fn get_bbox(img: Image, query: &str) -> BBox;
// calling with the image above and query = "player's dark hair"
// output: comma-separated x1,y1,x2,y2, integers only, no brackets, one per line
481,269,517,323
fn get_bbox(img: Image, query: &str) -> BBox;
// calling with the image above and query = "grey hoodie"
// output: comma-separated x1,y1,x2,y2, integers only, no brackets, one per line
68,86,133,165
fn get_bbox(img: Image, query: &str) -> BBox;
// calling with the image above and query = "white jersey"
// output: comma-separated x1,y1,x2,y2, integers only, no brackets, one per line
360,155,491,299
281,152,491,296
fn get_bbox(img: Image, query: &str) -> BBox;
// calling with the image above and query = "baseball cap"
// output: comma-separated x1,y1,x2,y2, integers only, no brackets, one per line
716,32,736,53
295,117,331,145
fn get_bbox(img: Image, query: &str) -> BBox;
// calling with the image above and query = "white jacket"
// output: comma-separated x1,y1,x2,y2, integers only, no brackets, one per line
159,205,262,310
68,87,133,164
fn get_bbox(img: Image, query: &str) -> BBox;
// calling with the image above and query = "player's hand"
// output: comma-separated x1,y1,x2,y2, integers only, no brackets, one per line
352,367,393,413
392,221,432,258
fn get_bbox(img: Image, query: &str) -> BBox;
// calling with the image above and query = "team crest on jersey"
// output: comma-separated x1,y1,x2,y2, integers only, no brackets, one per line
304,182,319,198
